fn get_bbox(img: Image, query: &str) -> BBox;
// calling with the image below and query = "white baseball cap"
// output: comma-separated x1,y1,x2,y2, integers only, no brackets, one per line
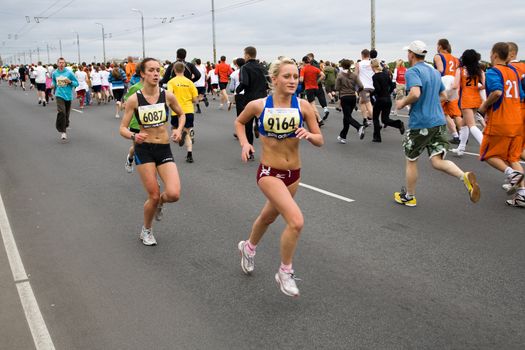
403,40,428,55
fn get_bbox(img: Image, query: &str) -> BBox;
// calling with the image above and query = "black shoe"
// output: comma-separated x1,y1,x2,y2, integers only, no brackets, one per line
399,122,405,135
335,107,342,112
233,133,238,139
449,137,460,144
179,130,187,147
38,100,42,105
323,110,329,121
186,154,194,163
318,120,325,127
196,108,201,114
362,118,369,127
372,138,382,143
204,99,209,107
43,101,46,107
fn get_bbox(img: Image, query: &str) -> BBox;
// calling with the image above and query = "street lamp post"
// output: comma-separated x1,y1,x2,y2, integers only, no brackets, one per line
95,23,106,63
131,8,146,59
72,31,80,64
371,0,376,50
46,43,50,64
211,0,217,63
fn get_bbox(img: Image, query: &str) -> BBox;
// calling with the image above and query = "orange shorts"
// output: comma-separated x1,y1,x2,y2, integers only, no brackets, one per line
480,134,523,163
442,99,461,117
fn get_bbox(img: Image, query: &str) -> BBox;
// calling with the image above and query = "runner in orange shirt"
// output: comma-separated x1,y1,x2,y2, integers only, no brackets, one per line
125,56,136,83
451,49,485,156
434,39,461,144
215,56,233,109
507,42,525,162
478,42,525,207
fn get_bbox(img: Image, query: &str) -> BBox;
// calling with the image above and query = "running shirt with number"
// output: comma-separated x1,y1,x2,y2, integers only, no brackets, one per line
257,95,303,139
458,67,482,109
484,64,523,136
134,88,170,129
437,53,459,77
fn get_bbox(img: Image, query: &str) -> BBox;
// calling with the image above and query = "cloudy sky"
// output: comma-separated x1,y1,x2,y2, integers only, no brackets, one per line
1,0,524,65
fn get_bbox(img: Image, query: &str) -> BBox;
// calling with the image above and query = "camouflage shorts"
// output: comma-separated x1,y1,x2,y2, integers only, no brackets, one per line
402,125,449,161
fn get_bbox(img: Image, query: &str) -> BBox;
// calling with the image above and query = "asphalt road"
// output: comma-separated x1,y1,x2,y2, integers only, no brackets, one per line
1,84,524,350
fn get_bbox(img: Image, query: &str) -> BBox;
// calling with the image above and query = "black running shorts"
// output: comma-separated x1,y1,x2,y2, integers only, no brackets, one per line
134,143,174,166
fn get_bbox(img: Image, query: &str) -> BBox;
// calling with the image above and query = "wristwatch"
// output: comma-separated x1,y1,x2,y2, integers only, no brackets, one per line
131,133,136,141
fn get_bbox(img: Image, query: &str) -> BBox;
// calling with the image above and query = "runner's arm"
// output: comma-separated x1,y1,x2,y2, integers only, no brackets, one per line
235,99,262,161
166,91,185,142
296,99,323,147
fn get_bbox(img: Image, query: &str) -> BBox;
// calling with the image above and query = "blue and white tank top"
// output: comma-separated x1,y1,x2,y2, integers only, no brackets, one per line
257,95,304,139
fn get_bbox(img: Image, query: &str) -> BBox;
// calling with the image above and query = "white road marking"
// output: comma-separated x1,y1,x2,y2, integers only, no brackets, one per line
299,183,355,202
72,108,83,113
0,194,55,350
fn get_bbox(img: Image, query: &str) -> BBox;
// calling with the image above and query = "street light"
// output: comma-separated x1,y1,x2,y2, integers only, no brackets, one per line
211,0,217,64
71,31,80,64
131,8,145,59
371,0,376,50
95,23,106,63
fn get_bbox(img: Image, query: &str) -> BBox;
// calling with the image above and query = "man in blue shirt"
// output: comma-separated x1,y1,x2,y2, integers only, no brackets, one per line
393,41,480,206
52,57,78,143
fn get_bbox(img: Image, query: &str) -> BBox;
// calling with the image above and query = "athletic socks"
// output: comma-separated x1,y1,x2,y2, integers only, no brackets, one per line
504,167,515,177
452,131,459,138
458,126,469,150
469,126,483,144
246,241,256,254
280,263,293,273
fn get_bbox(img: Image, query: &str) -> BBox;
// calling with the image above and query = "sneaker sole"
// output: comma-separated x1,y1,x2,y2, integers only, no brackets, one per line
237,241,252,275
394,193,416,207
466,172,480,203
394,199,417,207
507,173,524,195
274,273,299,297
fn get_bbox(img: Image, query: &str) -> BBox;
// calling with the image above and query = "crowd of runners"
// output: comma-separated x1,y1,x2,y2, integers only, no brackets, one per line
2,38,524,297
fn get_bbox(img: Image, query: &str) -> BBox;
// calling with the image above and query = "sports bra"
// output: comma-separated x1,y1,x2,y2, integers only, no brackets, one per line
134,88,170,129
257,95,304,139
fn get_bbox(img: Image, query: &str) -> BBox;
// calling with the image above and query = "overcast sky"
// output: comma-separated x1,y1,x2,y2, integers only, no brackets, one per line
1,0,524,65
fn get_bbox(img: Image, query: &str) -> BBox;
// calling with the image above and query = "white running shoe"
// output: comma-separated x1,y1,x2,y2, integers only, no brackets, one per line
60,133,68,143
337,136,346,144
506,193,525,208
115,114,120,119
358,126,365,140
475,112,485,124
506,171,525,195
154,204,163,221
275,270,300,297
238,241,255,274
125,155,133,173
140,226,157,246
451,148,464,157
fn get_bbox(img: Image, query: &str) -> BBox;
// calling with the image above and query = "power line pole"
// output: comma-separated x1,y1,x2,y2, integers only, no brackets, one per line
131,9,146,59
211,0,217,63
59,39,62,58
46,43,50,64
95,23,106,63
371,0,376,50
